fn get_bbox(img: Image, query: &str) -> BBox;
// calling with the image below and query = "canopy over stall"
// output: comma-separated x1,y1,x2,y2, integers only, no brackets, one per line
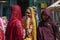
48,0,60,11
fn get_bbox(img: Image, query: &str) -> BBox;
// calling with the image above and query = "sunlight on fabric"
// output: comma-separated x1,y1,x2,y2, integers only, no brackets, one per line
0,1,7,3
48,0,60,8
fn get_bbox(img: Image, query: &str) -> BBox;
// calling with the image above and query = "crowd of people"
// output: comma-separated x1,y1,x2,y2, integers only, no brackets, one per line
0,4,60,40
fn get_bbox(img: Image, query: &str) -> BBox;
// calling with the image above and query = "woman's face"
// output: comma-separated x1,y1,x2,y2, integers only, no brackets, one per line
26,9,32,17
41,14,49,21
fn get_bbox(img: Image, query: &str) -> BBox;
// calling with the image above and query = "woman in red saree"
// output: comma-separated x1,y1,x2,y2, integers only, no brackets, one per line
5,5,24,40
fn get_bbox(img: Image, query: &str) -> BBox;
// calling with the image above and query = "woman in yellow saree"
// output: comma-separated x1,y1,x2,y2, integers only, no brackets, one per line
24,7,37,40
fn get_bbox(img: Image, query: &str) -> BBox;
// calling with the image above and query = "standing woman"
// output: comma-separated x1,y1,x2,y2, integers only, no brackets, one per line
0,17,4,40
25,7,37,40
5,5,24,40
37,9,59,40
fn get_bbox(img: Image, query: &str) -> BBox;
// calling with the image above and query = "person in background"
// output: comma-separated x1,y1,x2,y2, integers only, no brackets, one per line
5,5,24,40
37,8,59,40
2,16,8,33
0,17,4,40
24,7,37,40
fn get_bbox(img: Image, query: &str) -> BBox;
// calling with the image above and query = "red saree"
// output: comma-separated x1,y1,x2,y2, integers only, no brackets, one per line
5,5,24,40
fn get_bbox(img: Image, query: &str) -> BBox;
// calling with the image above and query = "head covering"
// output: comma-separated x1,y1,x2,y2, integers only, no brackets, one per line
41,8,58,32
26,7,37,40
32,6,39,26
10,5,22,21
41,8,51,17
41,8,56,25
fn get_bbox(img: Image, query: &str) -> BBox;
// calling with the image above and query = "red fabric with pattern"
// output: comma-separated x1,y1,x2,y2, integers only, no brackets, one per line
5,5,24,40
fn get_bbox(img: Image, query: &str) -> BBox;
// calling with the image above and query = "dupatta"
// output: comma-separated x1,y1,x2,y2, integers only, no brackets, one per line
29,7,37,40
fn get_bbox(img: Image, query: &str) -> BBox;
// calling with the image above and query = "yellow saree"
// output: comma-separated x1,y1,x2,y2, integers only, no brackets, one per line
30,7,37,40
24,37,32,40
25,7,37,40
24,7,37,40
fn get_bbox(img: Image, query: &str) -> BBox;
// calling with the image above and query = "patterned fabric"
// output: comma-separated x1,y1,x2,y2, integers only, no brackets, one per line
25,7,37,40
5,5,24,40
37,8,58,40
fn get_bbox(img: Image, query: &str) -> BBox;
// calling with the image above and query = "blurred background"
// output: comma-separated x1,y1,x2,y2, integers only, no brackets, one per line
0,0,60,28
